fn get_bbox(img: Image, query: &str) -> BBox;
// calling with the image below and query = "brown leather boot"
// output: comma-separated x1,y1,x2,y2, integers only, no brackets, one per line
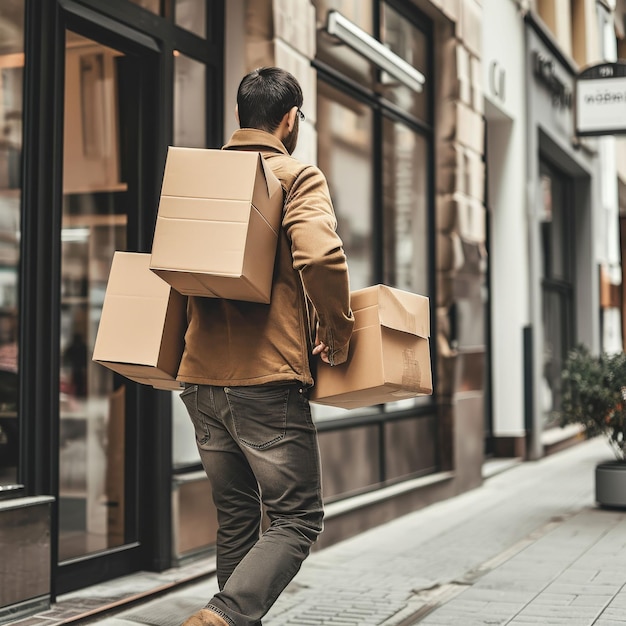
181,608,229,626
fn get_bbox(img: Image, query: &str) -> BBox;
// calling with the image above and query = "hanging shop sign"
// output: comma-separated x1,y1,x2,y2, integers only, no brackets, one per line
576,62,626,136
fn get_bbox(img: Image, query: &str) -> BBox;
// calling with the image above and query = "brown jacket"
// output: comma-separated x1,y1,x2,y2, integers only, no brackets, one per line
177,129,354,387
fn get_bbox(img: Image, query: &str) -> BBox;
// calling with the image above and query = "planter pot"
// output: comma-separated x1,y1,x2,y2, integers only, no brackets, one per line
595,461,626,509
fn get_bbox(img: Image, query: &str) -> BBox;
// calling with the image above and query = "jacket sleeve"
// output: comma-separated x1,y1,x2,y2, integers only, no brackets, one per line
282,165,354,365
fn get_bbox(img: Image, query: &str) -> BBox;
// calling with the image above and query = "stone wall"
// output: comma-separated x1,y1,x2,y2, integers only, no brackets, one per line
433,0,485,488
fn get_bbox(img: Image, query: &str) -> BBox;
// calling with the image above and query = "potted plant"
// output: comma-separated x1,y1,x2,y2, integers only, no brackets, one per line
559,344,626,508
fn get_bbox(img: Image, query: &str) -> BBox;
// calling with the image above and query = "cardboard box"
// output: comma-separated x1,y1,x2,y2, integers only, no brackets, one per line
150,147,284,303
311,285,432,410
93,251,187,390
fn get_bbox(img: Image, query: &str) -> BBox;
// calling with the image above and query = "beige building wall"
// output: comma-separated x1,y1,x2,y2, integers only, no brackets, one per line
429,0,486,486
534,0,603,66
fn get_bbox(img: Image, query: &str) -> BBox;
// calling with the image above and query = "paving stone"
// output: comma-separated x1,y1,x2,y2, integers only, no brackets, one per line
570,594,614,607
54,438,626,626
601,608,626,620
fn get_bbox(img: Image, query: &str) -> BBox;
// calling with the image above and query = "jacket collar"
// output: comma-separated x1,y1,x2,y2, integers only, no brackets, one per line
223,129,289,155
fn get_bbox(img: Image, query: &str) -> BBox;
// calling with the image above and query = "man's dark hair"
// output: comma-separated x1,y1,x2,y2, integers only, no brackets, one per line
237,67,303,132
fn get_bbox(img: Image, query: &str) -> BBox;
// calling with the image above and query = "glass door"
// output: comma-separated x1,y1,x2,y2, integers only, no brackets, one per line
59,31,128,561
56,20,160,592
539,160,575,430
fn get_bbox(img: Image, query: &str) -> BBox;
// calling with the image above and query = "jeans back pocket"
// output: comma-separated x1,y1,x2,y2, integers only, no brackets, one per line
225,386,289,450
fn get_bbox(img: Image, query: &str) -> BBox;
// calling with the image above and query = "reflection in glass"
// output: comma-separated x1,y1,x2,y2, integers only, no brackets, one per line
59,32,127,561
542,290,569,428
381,2,429,122
176,0,206,38
314,80,375,421
174,52,206,148
317,81,373,291
0,0,23,487
382,118,428,296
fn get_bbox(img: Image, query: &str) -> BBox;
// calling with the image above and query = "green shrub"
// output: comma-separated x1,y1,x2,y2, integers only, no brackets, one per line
560,345,626,462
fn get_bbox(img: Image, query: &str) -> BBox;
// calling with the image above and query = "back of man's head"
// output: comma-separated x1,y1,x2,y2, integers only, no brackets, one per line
237,67,303,133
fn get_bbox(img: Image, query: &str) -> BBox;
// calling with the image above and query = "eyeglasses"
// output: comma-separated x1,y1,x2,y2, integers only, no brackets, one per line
297,108,305,122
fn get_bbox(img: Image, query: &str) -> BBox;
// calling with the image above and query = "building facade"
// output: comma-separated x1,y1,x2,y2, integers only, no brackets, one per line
4,0,626,622
483,0,625,464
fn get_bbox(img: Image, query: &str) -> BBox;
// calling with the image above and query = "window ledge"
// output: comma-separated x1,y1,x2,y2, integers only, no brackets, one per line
324,471,455,519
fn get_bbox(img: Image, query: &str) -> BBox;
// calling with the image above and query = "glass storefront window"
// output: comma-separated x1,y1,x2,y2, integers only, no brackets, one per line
382,118,428,296
174,51,206,148
314,1,434,418
175,0,206,39
314,81,375,421
0,0,24,488
381,2,429,122
317,81,373,291
59,32,127,560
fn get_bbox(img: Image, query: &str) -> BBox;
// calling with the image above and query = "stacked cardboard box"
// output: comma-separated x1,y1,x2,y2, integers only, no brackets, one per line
150,147,284,304
93,147,284,388
311,285,432,410
92,252,186,390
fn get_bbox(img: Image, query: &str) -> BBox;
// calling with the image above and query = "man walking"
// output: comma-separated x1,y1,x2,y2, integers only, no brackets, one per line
179,67,354,626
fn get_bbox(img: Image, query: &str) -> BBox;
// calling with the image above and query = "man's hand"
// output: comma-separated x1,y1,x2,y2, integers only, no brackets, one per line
312,335,330,364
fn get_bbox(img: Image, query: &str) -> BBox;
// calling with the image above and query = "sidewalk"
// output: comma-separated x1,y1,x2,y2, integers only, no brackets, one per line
53,437,626,624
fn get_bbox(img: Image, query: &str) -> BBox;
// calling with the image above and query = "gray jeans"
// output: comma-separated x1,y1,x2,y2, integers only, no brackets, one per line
180,383,324,626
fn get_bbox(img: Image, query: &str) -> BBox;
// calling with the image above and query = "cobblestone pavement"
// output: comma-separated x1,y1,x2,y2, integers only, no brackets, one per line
35,437,626,625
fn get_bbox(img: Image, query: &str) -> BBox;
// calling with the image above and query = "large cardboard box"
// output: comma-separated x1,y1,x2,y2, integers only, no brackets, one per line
150,147,284,304
93,251,187,390
311,285,432,410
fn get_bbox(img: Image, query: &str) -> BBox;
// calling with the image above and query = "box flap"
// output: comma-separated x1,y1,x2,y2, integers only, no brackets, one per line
102,364,183,390
161,147,258,200
126,372,184,390
350,285,430,338
252,155,283,233
259,155,283,201
311,383,426,410
378,285,429,338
